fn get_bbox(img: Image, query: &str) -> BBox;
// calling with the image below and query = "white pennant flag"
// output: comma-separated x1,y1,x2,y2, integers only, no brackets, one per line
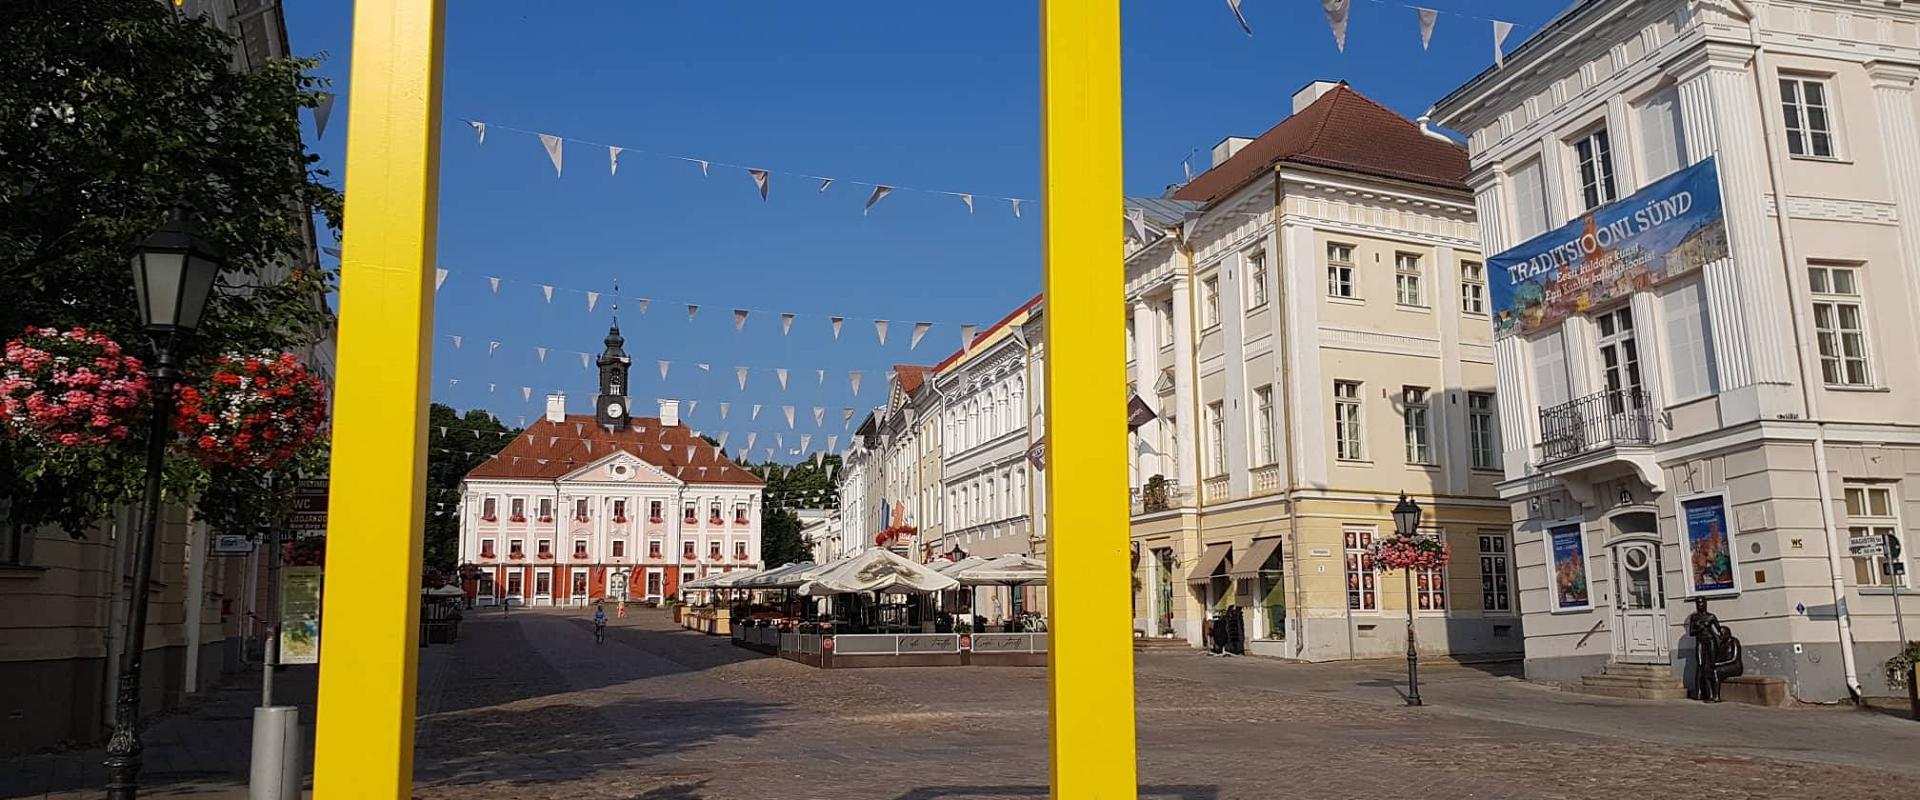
687,400,698,417
830,317,844,339
695,159,710,176
734,309,750,332
579,352,590,370
1227,0,1253,36
813,451,825,468
874,320,889,345
736,366,749,390
488,340,500,356
489,383,497,394
587,291,600,312
521,386,531,401
467,120,487,144
752,404,763,421
1493,20,1514,67
849,371,863,396
1416,7,1438,50
818,177,833,192
681,303,697,322
863,185,894,215
776,368,789,390
1011,198,1023,218
745,432,758,451
776,433,785,449
542,284,554,303
637,298,651,316
816,369,826,385
781,313,795,335
575,422,584,436
609,146,623,175
961,324,978,350
658,360,670,380
547,436,558,448
450,335,463,349
584,440,593,454
536,347,548,362
763,448,774,462
1126,207,1152,243
812,406,825,427
539,133,564,177
698,362,710,372
1324,0,1350,52
910,322,931,350
748,169,770,201
435,268,449,291
827,434,839,452
800,434,813,452
720,402,731,419
450,378,459,388
718,431,731,448
960,193,974,213
783,406,796,430
488,276,501,294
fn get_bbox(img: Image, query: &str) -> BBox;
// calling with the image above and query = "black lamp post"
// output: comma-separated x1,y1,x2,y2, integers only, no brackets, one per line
1392,492,1424,707
106,212,222,800
947,544,968,562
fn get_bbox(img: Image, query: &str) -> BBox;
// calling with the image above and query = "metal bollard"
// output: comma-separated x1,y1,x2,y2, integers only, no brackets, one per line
249,705,303,800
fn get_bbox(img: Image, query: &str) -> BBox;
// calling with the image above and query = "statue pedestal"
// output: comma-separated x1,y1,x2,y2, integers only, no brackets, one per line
1719,674,1788,707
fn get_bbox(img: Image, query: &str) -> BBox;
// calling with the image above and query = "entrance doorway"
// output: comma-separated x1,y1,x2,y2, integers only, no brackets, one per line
1611,539,1668,663
1153,548,1174,636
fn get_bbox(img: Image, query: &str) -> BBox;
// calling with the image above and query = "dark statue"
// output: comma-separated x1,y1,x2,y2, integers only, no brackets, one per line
1684,597,1744,702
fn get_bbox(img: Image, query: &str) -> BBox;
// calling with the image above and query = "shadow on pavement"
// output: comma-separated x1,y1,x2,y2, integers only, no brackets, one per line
414,697,777,789
888,785,1219,800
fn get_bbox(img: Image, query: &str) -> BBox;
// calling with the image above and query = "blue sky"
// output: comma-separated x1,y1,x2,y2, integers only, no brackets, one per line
286,0,1564,460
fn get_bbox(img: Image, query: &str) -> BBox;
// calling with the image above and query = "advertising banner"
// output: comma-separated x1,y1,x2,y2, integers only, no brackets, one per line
1682,493,1738,596
1490,157,1728,338
1547,524,1591,612
279,566,324,664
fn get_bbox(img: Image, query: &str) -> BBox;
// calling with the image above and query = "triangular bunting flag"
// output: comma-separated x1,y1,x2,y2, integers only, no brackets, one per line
800,434,812,452
818,178,833,192
658,360,670,380
1493,20,1514,67
720,402,731,419
584,440,593,453
435,268,448,291
960,193,974,213
575,422,584,436
961,324,978,350
695,159,710,176
488,276,501,294
637,298,651,315
1227,0,1253,36
687,400,697,417
776,368,789,390
1323,0,1350,51
830,317,844,339
579,352,591,370
748,169,770,200
1126,207,1152,243
781,313,795,335
812,407,825,427
450,335,463,349
763,448,774,462
734,309,750,332
1417,7,1438,50
827,434,839,452
542,284,554,303
874,320,889,345
718,431,731,448
488,340,500,356
782,406,796,430
816,369,826,385
539,133,564,176
849,371,863,395
751,404,763,421
736,366,750,390
609,146,623,175
536,347,548,362
547,435,558,447
587,291,600,312
745,432,758,452
813,451,825,468
467,120,486,144
863,185,894,215
522,387,532,401
843,408,854,428
776,433,785,449
910,322,931,350
686,304,699,322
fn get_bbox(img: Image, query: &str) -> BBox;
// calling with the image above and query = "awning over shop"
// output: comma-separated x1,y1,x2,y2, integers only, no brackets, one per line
1185,543,1231,585
1228,538,1284,579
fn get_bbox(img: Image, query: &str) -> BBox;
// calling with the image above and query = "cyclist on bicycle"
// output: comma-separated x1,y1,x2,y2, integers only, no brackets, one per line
592,603,607,643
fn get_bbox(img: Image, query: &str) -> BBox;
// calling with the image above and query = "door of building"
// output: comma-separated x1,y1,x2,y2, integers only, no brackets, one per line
1153,548,1174,636
608,569,629,601
1611,541,1668,663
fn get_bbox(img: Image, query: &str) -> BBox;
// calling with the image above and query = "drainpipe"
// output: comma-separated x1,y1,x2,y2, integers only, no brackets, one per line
1726,0,1862,701
1416,114,1455,144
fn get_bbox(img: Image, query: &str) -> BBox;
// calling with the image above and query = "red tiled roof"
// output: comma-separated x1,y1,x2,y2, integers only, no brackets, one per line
1171,83,1469,204
893,364,934,395
465,414,764,485
934,293,1043,372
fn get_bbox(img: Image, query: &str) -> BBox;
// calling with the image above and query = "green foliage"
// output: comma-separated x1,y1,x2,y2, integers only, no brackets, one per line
0,0,342,537
760,507,810,568
746,456,840,568
1886,640,1920,691
423,404,517,571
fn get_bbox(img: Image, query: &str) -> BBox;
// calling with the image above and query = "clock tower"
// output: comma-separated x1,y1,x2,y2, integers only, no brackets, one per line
594,321,631,431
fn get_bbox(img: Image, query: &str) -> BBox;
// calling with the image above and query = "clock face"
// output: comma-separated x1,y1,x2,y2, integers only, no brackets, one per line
606,402,625,418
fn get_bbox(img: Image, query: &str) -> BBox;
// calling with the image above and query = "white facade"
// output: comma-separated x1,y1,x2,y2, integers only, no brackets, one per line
936,303,1043,563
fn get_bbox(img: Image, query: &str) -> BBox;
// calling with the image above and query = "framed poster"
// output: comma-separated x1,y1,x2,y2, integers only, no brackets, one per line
1546,523,1592,613
279,566,324,664
1680,491,1739,596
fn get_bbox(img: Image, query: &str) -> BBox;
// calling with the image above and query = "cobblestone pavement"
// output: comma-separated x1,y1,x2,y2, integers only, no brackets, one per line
9,607,1918,799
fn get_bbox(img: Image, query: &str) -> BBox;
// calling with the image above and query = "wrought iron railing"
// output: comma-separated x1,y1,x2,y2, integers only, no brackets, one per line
1538,388,1656,463
1130,479,1193,515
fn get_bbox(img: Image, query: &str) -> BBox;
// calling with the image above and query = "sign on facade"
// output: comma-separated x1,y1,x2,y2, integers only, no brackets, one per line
1026,438,1046,471
210,533,255,556
1681,493,1738,596
1546,524,1592,612
279,566,324,664
289,479,328,532
1489,157,1729,338
1849,535,1887,558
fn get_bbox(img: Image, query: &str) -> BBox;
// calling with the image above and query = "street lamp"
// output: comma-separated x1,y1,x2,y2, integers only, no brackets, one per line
106,211,222,799
947,544,968,562
1392,492,1424,707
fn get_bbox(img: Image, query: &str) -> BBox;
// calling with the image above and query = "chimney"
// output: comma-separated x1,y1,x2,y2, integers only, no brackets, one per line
658,398,680,428
1211,136,1254,167
545,392,566,424
1292,80,1341,114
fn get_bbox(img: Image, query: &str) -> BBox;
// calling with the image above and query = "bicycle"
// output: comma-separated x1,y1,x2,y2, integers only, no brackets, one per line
593,619,606,644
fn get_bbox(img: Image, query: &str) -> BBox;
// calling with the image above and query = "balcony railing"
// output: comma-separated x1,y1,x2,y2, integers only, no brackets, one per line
1130,480,1194,515
1250,464,1282,497
1201,476,1231,505
1538,389,1656,464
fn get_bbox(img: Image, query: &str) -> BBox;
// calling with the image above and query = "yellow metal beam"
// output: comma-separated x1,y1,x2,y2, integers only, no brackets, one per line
1041,2,1137,797
313,1,445,796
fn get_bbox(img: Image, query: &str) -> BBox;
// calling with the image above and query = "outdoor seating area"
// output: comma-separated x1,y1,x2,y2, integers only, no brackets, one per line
682,549,1051,668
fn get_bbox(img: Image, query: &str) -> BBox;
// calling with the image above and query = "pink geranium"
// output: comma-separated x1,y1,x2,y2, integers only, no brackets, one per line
0,327,149,448
175,351,327,470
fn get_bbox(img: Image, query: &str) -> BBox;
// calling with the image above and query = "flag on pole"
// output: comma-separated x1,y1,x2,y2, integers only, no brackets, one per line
539,133,564,176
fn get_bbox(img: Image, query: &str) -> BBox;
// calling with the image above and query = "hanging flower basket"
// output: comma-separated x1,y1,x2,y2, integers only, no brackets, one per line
0,327,149,448
1368,533,1449,572
175,352,327,470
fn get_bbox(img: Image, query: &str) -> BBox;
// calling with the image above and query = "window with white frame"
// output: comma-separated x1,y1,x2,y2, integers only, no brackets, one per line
1327,243,1357,298
1246,249,1268,310
482,497,498,520
1572,127,1620,211
1344,527,1378,611
1468,392,1497,470
510,498,525,520
1015,467,1026,515
1206,401,1227,477
1003,471,1014,517
1460,261,1486,315
538,498,552,521
611,539,625,558
986,477,997,520
534,571,552,596
1810,264,1873,387
1637,87,1688,179
480,538,496,558
1160,300,1175,344
1780,76,1836,159
1394,253,1425,306
1596,307,1645,414
1333,381,1364,461
1253,386,1276,467
1661,280,1719,401
1509,158,1551,241
1403,387,1434,465
506,571,523,597
1201,276,1221,329
574,498,589,520
1478,531,1513,613
1844,483,1906,588
508,538,523,557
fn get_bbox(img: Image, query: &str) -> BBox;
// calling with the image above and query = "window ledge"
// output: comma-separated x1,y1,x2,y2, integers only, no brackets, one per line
1335,458,1374,466
1788,154,1851,165
1326,296,1365,306
1245,303,1270,315
1824,384,1890,393
1405,463,1442,471
1859,587,1919,597
1395,304,1432,313
1461,311,1490,320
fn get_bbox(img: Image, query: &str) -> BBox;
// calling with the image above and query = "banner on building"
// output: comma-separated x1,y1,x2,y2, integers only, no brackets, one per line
1126,394,1157,431
1681,492,1738,596
279,566,324,664
1489,157,1727,339
1026,438,1046,471
1546,524,1591,612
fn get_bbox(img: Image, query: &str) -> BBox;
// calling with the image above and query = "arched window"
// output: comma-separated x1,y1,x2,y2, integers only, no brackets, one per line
1016,467,1027,515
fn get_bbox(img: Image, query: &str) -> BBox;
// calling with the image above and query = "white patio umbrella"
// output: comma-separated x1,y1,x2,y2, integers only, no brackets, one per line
797,547,959,596
951,554,1048,630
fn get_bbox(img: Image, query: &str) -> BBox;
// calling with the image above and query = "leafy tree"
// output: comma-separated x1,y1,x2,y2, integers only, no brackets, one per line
0,0,341,536
760,507,810,568
423,404,516,571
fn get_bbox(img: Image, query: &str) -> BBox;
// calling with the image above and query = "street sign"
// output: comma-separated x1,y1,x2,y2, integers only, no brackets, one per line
210,534,255,556
290,478,329,532
1849,535,1886,558
1885,535,1906,577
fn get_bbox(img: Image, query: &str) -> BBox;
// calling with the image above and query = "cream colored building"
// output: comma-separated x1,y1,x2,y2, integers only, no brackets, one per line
1433,0,1920,702
1127,82,1518,660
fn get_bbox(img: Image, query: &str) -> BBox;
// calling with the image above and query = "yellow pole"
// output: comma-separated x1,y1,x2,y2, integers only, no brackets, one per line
312,0,445,796
1040,1,1136,797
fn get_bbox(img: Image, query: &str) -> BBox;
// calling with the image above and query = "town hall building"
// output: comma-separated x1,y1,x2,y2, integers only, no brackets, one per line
458,322,765,606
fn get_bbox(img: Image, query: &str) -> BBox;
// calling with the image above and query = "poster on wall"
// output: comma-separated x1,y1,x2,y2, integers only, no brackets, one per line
1489,157,1728,338
1682,493,1739,596
1547,524,1592,612
278,566,323,664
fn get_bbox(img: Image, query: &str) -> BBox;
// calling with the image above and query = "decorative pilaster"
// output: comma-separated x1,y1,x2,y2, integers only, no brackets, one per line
1280,223,1329,489
1168,273,1200,491
1131,299,1162,481
1866,61,1920,327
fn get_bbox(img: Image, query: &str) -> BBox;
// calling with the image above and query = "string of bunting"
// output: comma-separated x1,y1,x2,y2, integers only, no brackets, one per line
1229,0,1522,66
445,329,907,392
463,120,1032,219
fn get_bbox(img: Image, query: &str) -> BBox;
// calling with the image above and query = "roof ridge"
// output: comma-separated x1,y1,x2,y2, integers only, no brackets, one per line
1298,84,1348,155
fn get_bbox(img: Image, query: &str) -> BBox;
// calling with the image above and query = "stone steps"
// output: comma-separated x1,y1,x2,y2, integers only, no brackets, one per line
1133,636,1193,651
1577,661,1688,700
